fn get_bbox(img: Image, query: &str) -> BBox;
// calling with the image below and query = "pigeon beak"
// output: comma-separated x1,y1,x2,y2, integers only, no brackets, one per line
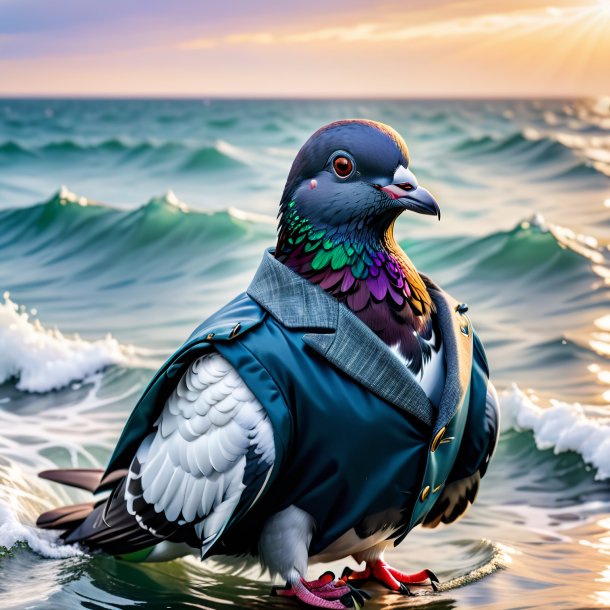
378,165,441,220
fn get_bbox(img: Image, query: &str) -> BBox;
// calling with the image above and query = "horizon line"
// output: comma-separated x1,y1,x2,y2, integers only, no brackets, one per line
0,93,601,102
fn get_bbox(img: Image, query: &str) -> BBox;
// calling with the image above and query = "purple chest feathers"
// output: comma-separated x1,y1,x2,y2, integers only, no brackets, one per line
276,214,439,374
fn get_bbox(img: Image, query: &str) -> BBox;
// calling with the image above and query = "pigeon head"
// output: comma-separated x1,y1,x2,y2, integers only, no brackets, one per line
276,120,440,369
277,119,440,243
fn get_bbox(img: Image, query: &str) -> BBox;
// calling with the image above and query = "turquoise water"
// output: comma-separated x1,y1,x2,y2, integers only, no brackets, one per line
1,98,610,609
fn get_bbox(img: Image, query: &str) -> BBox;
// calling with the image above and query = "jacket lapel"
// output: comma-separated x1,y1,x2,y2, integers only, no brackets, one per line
248,249,472,430
425,279,473,433
302,307,434,427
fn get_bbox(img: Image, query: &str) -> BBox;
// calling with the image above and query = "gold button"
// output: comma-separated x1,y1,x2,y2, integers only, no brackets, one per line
420,486,430,502
206,333,215,340
431,427,446,452
433,482,444,493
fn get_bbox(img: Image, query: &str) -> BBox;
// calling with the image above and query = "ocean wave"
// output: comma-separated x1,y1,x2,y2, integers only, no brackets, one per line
510,213,607,267
0,189,277,330
1,189,605,295
180,140,247,171
0,137,149,156
0,140,36,157
454,130,572,163
207,117,239,129
14,186,273,220
453,134,495,151
452,128,609,179
41,138,131,154
0,292,140,392
0,137,250,172
1,137,172,155
413,212,608,283
0,187,274,244
500,385,610,480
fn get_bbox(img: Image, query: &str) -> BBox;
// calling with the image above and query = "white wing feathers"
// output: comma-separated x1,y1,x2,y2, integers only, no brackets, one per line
125,352,275,549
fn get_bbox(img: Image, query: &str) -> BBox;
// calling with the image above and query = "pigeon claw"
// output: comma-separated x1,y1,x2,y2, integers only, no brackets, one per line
342,560,439,595
271,571,368,609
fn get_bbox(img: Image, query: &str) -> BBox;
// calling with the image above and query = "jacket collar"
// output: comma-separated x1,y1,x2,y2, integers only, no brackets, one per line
247,249,472,430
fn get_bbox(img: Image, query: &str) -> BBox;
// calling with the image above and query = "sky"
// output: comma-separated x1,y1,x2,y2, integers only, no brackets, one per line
0,0,609,97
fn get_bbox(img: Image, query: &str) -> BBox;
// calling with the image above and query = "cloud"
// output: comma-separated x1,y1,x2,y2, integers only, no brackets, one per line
178,37,217,50
179,4,588,50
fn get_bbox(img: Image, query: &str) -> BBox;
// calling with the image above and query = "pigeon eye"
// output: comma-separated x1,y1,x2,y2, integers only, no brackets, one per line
332,156,354,178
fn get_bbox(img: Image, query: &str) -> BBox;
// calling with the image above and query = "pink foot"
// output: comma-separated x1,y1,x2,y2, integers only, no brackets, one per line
272,571,367,608
342,560,439,595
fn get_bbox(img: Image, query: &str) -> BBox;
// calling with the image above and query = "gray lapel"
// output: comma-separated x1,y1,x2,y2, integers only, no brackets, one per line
247,248,337,330
247,249,472,429
302,307,434,426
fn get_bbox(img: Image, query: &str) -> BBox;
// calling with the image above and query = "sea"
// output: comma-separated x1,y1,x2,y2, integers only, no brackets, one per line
0,97,609,609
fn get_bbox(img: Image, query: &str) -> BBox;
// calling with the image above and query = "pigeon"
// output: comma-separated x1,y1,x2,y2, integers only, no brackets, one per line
37,120,500,609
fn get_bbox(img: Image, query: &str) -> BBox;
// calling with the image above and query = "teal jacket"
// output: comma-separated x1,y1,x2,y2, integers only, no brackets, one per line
103,250,496,556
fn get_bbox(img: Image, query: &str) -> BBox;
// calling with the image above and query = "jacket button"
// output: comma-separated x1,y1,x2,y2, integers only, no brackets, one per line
206,333,215,340
431,427,446,452
229,323,241,339
420,486,430,502
456,303,469,314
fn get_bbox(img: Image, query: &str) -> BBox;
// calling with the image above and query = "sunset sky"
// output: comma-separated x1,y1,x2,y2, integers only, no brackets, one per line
1,0,609,97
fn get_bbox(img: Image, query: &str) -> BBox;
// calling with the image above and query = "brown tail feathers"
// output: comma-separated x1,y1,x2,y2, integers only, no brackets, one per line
36,468,127,533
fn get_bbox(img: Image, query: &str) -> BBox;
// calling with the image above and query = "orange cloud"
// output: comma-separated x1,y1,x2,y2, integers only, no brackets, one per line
178,4,601,49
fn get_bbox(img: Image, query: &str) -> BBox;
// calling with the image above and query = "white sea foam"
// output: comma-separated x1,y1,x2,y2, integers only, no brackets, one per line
215,138,253,166
500,384,610,480
161,188,189,212
0,504,83,559
228,206,276,225
0,463,84,559
57,184,94,207
0,292,138,392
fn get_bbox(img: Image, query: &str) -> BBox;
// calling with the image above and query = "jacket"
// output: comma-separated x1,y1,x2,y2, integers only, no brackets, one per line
103,249,493,556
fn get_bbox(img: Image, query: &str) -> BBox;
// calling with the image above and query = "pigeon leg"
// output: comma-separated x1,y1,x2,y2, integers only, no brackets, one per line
343,560,439,595
272,570,366,608
261,507,366,607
